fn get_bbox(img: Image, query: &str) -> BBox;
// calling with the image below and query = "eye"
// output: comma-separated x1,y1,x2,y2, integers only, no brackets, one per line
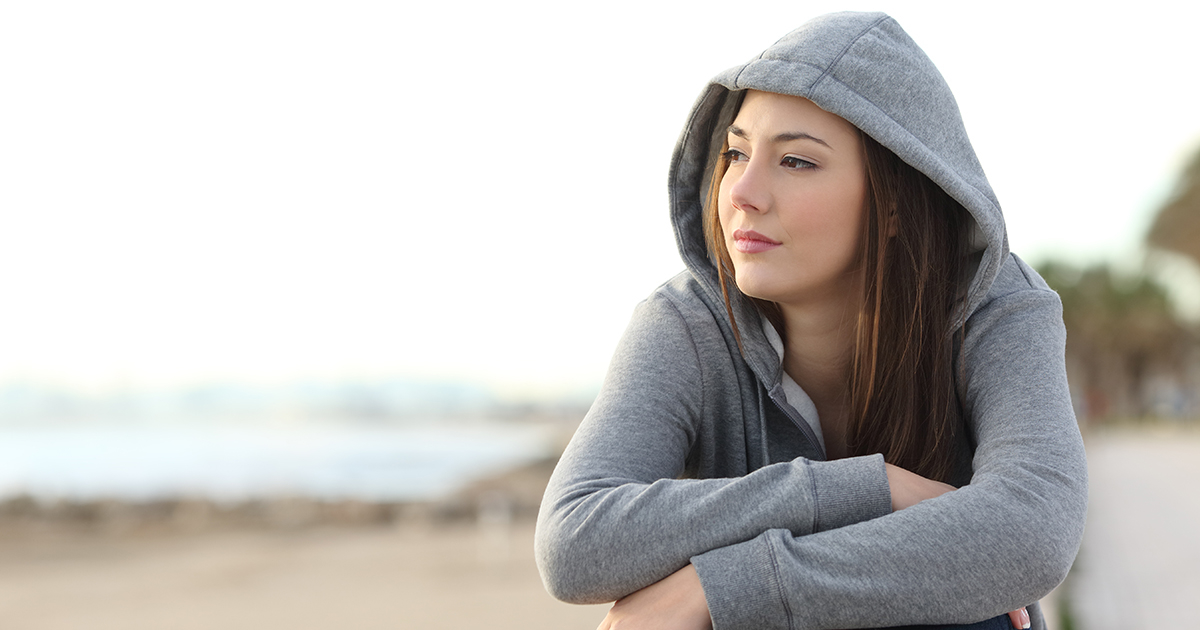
781,156,816,170
721,148,748,164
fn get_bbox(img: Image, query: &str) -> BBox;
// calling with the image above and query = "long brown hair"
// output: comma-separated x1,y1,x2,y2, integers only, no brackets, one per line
703,124,968,483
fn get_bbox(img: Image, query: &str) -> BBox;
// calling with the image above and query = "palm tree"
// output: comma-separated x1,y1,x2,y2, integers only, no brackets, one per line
1036,144,1200,423
1038,262,1194,423
1148,147,1200,263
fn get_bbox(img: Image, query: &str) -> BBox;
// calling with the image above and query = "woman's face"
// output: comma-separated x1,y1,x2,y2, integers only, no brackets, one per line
718,90,868,309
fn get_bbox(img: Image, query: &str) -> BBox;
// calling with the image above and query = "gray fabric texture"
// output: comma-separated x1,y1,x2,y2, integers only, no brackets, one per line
534,11,1087,630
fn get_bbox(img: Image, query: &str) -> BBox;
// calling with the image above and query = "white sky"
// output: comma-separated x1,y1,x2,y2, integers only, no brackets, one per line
2,1,1199,397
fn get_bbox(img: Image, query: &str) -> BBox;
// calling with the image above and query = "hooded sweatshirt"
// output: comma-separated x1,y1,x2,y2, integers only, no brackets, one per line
535,12,1087,630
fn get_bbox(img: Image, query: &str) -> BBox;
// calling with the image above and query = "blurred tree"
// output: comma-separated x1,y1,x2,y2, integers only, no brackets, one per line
1038,262,1195,423
1040,143,1200,424
1147,146,1200,263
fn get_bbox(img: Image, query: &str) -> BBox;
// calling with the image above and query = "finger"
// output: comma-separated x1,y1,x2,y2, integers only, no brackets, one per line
1007,607,1030,629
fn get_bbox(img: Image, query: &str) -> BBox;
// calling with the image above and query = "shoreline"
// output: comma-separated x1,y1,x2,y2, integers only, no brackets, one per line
0,416,582,538
0,454,560,538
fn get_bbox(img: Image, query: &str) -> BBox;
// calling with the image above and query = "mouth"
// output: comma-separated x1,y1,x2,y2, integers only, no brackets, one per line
731,229,781,254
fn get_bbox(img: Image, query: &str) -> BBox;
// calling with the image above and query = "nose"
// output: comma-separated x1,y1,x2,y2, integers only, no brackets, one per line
726,157,770,214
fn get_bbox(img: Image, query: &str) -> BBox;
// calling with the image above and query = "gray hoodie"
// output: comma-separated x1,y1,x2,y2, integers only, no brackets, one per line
535,12,1087,630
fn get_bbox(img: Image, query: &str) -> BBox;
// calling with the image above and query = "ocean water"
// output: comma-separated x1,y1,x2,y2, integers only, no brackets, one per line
0,423,554,503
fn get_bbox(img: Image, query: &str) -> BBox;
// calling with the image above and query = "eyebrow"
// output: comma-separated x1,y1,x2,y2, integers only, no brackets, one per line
728,125,832,149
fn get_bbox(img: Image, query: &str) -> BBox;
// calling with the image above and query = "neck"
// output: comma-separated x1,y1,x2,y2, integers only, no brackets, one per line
778,297,858,408
779,296,860,460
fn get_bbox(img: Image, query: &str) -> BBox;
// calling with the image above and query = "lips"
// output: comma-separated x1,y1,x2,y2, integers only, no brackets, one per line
732,229,781,254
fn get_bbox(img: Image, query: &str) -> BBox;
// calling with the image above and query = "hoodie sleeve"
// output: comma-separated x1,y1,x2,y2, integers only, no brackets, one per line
534,290,893,605
691,258,1089,630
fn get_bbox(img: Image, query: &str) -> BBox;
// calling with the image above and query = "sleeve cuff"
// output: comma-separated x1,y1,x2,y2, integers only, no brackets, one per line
692,532,791,630
808,453,892,532
692,457,890,629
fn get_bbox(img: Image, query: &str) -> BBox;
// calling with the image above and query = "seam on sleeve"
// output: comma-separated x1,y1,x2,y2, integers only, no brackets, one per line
765,535,796,630
661,295,707,424
1012,255,1056,295
1014,255,1035,286
807,460,821,532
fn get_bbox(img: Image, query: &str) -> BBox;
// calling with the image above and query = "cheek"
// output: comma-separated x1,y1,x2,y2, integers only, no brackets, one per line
780,190,866,261
716,188,735,233
715,165,743,221
780,192,847,234
817,180,866,233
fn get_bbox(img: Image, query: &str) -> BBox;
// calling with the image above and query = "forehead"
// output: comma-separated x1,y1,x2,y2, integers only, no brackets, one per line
731,90,861,144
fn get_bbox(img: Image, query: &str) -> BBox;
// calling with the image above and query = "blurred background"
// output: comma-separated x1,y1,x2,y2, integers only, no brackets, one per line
1,1,1198,628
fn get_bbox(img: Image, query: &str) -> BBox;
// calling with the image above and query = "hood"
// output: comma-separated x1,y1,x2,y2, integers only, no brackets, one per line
668,11,1008,382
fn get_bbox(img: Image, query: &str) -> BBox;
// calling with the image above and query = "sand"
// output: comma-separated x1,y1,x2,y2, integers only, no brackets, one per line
0,519,609,629
0,451,610,629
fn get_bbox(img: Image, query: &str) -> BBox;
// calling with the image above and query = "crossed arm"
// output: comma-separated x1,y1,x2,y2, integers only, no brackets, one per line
536,271,1087,629
596,466,1029,630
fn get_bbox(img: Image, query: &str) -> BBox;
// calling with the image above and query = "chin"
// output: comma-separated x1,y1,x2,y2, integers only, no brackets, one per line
734,278,785,303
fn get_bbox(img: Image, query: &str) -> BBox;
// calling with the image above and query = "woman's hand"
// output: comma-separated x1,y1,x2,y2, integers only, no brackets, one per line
598,564,712,630
1007,607,1030,629
884,463,956,510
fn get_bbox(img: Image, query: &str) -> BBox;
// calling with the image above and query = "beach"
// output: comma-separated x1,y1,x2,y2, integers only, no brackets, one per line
0,519,608,629
0,424,612,630
3,426,1196,629
0,450,610,629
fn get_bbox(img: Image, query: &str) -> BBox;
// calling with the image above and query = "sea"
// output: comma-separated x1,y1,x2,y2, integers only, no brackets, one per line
0,422,556,503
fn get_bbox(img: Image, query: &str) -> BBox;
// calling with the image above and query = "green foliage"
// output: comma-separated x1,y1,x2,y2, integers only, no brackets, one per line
1057,593,1077,630
1037,260,1195,420
1039,262,1187,356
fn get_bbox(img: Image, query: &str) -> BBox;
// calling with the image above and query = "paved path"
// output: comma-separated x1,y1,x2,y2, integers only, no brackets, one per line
1068,427,1200,629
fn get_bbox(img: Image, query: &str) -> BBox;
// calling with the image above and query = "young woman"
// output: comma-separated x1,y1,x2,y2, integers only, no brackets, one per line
535,12,1088,630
